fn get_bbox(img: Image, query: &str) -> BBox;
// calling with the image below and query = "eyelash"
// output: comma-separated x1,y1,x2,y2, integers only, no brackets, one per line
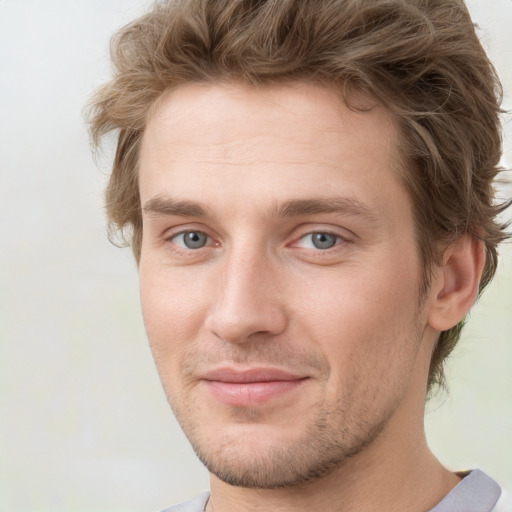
167,230,215,251
294,231,345,251
165,228,348,254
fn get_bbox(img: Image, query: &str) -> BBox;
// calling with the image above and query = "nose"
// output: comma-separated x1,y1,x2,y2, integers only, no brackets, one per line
204,247,288,344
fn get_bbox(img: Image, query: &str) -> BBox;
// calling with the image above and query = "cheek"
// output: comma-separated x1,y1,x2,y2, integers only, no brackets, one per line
139,263,209,366
294,256,419,326
289,255,421,376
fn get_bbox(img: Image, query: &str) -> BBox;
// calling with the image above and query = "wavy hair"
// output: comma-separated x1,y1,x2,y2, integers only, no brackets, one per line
88,0,510,392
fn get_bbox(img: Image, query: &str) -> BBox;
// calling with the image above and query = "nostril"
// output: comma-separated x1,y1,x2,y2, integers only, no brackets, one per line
205,306,287,345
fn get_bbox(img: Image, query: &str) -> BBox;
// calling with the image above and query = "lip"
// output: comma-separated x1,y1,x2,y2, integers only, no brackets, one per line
200,367,308,406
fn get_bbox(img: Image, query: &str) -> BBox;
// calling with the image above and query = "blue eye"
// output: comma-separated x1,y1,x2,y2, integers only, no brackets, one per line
300,232,340,250
311,233,338,249
175,231,209,249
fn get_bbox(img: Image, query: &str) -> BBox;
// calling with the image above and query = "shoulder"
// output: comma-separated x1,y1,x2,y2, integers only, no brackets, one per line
160,491,210,512
430,469,502,512
494,488,512,512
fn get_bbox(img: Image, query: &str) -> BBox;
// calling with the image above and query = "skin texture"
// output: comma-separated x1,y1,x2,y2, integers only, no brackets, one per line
138,82,483,511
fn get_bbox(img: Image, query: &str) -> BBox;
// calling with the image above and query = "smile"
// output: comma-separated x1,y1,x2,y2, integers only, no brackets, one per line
200,367,309,407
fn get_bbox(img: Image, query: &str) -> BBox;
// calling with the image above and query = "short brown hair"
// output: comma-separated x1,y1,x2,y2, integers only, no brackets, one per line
88,0,510,393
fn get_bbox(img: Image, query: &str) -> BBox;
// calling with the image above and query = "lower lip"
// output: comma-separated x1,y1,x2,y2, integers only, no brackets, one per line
203,379,306,407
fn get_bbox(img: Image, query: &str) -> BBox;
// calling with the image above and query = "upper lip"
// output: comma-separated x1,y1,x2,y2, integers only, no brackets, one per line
200,367,307,383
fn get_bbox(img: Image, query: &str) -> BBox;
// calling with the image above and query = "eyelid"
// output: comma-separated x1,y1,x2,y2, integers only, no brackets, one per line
293,231,345,250
160,223,352,253
164,225,219,251
173,231,208,248
162,222,211,239
289,223,352,245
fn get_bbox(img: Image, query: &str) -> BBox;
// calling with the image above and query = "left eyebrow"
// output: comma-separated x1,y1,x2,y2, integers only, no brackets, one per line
270,197,380,223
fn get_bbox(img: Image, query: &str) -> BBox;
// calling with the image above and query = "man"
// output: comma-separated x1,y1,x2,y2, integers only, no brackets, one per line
88,0,510,510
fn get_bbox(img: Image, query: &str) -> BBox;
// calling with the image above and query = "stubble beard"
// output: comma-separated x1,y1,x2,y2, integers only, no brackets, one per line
168,380,402,490
203,407,390,489
163,308,426,490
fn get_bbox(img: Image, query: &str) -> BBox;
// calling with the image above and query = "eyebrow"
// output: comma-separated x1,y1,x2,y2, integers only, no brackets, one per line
143,195,379,223
272,197,380,223
143,196,210,218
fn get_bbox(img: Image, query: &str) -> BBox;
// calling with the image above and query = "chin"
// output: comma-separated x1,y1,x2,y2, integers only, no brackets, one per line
182,407,389,490
196,441,346,489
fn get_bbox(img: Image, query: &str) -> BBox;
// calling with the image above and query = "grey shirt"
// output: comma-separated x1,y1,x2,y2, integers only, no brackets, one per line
161,469,502,512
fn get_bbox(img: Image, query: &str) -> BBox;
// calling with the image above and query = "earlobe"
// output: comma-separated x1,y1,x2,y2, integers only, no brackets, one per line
427,235,486,332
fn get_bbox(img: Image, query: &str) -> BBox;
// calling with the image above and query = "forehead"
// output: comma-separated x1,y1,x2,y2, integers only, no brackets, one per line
143,81,397,158
139,81,406,217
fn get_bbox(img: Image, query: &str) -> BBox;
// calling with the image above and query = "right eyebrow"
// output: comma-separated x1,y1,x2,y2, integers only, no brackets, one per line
142,196,210,218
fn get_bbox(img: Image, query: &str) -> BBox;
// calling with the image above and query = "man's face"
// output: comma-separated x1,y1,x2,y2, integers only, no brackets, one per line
138,82,435,488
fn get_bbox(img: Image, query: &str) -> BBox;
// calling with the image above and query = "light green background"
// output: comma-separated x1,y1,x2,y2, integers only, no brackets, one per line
0,1,510,511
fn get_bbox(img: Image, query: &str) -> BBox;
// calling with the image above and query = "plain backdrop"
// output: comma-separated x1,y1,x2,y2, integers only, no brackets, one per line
0,1,511,511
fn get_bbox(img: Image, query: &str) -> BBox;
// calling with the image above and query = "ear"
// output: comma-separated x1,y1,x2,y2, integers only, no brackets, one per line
427,235,486,332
